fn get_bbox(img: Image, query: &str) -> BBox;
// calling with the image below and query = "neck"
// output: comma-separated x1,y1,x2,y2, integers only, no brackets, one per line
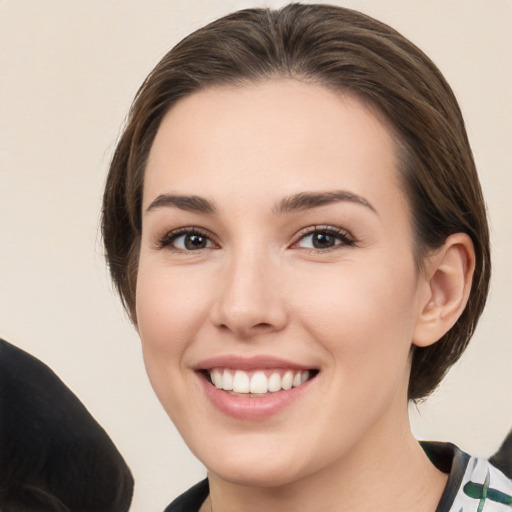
206,410,447,512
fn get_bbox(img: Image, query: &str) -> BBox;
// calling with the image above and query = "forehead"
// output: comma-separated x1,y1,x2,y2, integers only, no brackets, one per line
144,79,404,212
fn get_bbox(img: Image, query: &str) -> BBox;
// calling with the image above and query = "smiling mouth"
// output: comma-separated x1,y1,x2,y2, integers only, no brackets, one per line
203,368,318,397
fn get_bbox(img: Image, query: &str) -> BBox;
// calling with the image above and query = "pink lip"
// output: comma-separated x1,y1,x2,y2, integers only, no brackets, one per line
195,355,310,371
198,376,313,420
194,355,316,421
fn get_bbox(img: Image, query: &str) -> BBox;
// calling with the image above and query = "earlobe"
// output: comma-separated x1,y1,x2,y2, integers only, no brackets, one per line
413,233,475,348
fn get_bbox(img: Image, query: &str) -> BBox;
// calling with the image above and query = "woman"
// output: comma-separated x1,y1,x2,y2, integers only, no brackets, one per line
102,4,512,511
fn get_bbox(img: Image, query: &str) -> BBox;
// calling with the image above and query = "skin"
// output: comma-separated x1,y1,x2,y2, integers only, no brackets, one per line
136,80,472,511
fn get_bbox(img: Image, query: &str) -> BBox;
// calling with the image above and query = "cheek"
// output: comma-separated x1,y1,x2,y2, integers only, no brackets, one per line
135,264,210,418
293,257,419,375
136,263,207,350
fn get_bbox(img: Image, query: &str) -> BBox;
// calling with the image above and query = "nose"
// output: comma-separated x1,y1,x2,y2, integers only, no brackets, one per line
210,250,288,338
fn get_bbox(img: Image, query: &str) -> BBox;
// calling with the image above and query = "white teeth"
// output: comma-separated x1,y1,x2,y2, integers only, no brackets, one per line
223,371,233,391
233,370,250,393
209,368,313,394
249,372,268,394
267,372,281,392
281,370,293,390
211,369,223,388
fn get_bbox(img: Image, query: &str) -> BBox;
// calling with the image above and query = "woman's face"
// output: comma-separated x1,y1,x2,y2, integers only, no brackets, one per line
136,80,431,486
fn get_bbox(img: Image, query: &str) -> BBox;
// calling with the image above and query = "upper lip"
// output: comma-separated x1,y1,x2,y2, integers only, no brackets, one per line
194,355,314,371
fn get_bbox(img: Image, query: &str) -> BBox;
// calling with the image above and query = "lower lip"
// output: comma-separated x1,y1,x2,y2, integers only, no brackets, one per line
198,373,313,420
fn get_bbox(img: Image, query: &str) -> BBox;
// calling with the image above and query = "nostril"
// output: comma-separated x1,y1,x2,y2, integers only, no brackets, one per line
216,322,274,337
254,322,272,329
211,294,288,336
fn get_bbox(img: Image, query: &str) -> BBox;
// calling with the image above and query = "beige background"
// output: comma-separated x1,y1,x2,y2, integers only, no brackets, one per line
1,1,511,510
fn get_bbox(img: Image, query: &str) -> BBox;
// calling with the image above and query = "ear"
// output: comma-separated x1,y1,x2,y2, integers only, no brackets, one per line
413,233,475,348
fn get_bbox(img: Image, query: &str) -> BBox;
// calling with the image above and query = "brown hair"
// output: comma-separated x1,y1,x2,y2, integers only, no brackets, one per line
102,3,490,400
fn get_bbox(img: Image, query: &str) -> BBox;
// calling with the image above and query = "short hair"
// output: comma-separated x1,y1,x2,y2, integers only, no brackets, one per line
102,3,490,400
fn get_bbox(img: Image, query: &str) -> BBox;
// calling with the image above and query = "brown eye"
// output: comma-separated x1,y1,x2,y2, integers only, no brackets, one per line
310,232,337,249
159,229,215,251
295,227,355,251
183,233,209,250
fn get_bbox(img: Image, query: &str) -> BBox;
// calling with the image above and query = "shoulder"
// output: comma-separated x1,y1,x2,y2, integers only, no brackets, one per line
164,479,209,512
456,455,512,511
422,442,512,512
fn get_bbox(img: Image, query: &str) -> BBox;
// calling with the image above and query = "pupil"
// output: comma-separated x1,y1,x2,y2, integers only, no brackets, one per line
313,232,334,249
185,234,206,250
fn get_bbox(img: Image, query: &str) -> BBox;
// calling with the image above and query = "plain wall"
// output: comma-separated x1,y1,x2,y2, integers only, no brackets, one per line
1,1,510,510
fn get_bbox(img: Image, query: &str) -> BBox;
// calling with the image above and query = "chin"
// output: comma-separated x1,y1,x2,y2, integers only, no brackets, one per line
209,461,305,489
196,436,324,489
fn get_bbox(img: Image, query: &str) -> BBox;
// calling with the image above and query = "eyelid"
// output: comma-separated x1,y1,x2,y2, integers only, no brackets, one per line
157,226,219,251
290,225,356,251
154,224,355,252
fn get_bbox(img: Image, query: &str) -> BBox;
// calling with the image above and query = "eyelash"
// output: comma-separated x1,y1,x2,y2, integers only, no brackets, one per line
291,225,356,252
157,227,217,252
157,225,356,253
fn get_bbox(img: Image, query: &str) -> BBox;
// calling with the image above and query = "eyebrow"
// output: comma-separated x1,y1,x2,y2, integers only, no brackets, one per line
145,190,376,216
145,194,217,214
274,190,377,215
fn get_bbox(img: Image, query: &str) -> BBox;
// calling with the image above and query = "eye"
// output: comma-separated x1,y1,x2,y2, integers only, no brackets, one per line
158,228,216,251
293,226,355,251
